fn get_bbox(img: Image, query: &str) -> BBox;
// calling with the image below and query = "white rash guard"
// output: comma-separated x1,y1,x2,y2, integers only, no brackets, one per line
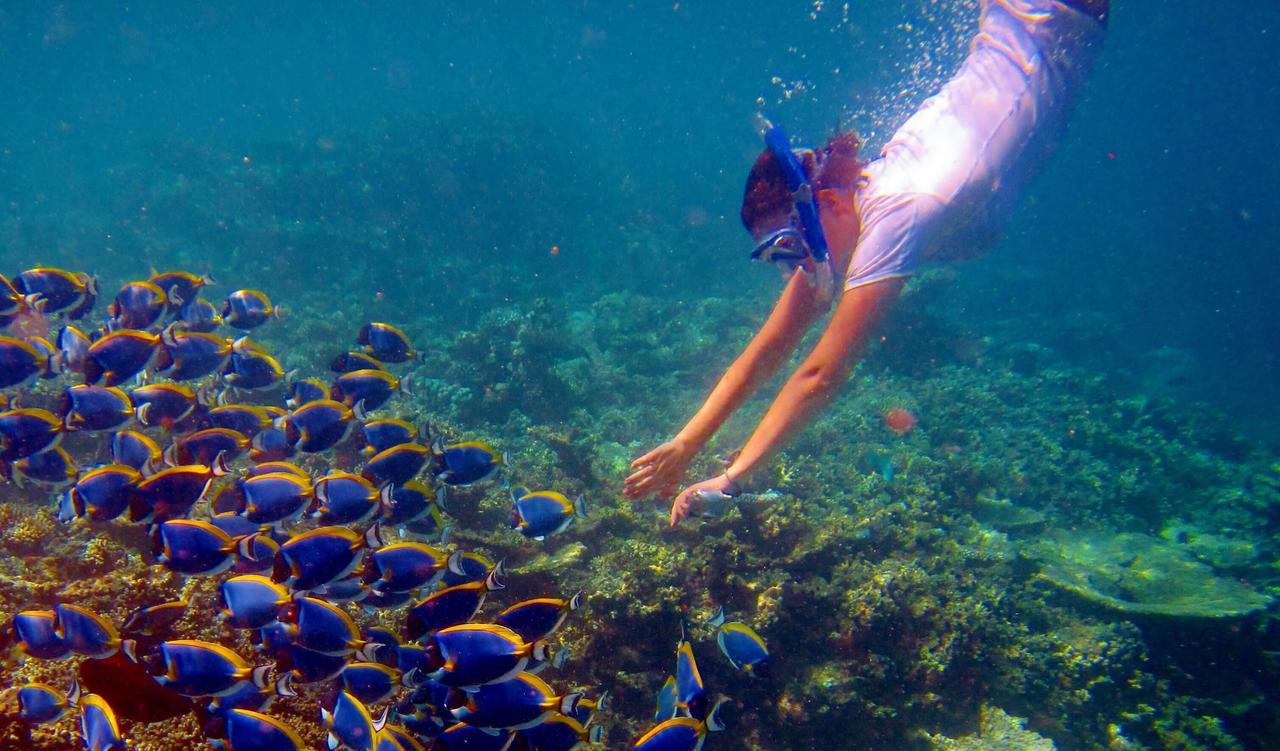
844,0,1107,291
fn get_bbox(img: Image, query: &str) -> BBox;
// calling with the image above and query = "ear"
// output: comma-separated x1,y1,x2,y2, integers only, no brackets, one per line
817,188,852,216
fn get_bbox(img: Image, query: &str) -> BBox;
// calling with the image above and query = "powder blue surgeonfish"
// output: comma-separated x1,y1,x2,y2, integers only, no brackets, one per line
520,714,605,751
242,472,313,526
449,670,581,730
79,693,126,751
10,610,70,659
17,681,75,724
323,690,386,751
0,336,48,389
312,472,380,526
222,289,281,330
274,526,379,592
156,639,273,698
654,675,678,721
214,708,305,751
157,519,256,577
357,322,416,363
84,329,160,386
54,604,123,659
434,722,513,751
61,385,134,432
494,593,582,643
0,408,63,459
508,487,587,541
632,696,728,751
674,640,706,721
220,575,290,630
404,561,505,639
427,623,547,690
432,440,504,486
706,605,769,674
363,443,431,486
364,542,448,594
339,662,407,705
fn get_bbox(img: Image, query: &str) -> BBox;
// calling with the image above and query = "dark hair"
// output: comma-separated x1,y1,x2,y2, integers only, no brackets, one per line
740,130,862,237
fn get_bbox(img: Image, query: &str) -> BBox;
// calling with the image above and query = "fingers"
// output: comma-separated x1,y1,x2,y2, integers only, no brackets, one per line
630,445,665,469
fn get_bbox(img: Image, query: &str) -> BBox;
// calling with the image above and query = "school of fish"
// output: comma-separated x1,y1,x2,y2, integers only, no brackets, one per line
0,267,769,751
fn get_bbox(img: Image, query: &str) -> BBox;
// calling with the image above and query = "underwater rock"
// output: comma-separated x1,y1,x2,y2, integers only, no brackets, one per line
1158,522,1258,571
926,704,1056,751
1032,529,1271,618
971,493,1047,532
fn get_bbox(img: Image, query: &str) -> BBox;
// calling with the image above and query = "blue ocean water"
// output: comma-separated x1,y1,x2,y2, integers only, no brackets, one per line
2,1,1274,440
1,2,1278,750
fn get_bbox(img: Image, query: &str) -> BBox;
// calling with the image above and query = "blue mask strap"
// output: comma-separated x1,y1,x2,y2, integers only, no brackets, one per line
756,114,830,264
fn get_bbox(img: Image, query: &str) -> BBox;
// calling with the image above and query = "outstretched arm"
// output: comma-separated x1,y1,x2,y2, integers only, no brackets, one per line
670,276,903,524
623,266,829,500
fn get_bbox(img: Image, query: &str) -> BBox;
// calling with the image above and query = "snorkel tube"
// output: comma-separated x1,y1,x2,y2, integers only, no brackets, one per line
755,113,835,301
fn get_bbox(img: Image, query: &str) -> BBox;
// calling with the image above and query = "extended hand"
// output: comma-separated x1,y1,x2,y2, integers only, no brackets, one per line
624,438,698,500
669,474,737,527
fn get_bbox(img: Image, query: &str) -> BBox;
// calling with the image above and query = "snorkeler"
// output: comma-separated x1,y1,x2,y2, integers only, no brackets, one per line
624,0,1110,525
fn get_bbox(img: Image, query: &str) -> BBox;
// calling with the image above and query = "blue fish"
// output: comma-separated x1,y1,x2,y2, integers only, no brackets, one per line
427,623,546,689
286,644,350,684
495,593,583,643
249,426,295,463
450,671,580,730
57,325,92,374
147,270,213,310
157,639,272,697
84,329,160,386
312,472,380,526
108,280,167,330
15,267,95,313
359,419,418,456
632,697,728,751
61,385,134,432
331,350,385,374
132,464,222,523
365,542,448,594
156,327,231,381
0,335,47,389
205,679,281,718
340,661,407,705
332,368,412,412
79,693,126,751
357,322,416,363
380,481,445,528
110,429,162,474
675,641,706,720
520,714,605,751
376,725,429,751
220,575,290,630
283,596,371,657
274,525,379,592
360,588,413,612
54,603,122,659
242,471,313,525
221,289,281,330
0,408,63,459
223,338,285,390
432,440,505,486
654,676,677,721
364,443,431,486
121,600,189,637
10,610,70,659
318,576,372,604
441,550,494,588
706,606,769,674
173,296,222,332
66,465,141,521
509,488,587,540
323,690,385,751
17,682,74,724
132,382,199,429
434,722,513,751
5,446,77,487
218,707,305,751
285,376,330,408
281,398,359,453
166,427,248,468
404,563,505,639
207,404,272,437
157,519,255,577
